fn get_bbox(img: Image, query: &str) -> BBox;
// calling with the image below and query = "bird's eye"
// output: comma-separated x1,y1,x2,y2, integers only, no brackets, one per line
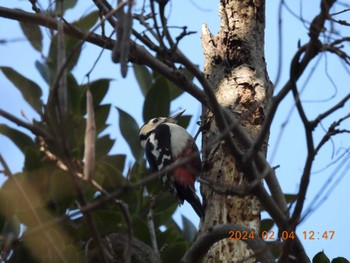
152,118,159,123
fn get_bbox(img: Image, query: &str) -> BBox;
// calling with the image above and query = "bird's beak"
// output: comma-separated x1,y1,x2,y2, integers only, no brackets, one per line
167,109,186,123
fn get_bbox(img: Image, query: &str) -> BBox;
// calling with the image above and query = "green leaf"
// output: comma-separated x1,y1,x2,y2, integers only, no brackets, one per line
181,67,195,82
165,218,182,234
93,210,123,235
176,115,192,129
95,104,111,135
81,79,112,113
19,22,43,52
89,79,111,106
144,173,163,196
35,60,51,84
66,73,81,114
168,81,185,101
0,178,20,218
313,251,330,263
133,64,153,96
259,219,274,234
161,241,188,263
49,170,75,212
1,67,42,113
153,192,177,226
181,215,197,241
332,257,349,263
117,107,144,162
65,36,82,71
95,135,115,160
72,10,99,30
265,240,282,259
47,34,82,73
121,187,142,215
153,70,188,101
95,155,126,190
0,124,35,154
24,147,42,171
158,227,180,245
285,194,297,204
132,216,151,244
100,154,126,174
55,0,78,14
129,160,147,183
143,78,170,122
65,113,86,157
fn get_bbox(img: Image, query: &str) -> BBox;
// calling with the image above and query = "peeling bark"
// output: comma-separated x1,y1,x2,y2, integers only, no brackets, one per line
200,1,272,262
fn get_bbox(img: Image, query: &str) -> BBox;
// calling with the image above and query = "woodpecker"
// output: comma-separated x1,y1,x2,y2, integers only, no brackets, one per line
139,110,204,218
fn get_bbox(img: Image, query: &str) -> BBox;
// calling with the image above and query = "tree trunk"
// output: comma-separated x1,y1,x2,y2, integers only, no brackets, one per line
200,1,272,262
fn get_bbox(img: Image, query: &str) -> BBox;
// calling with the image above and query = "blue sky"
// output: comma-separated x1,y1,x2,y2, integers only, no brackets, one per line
0,0,349,260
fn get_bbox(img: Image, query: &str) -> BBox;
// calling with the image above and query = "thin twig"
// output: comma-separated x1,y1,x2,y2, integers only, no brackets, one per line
311,92,350,128
28,0,41,13
147,197,161,262
0,108,51,140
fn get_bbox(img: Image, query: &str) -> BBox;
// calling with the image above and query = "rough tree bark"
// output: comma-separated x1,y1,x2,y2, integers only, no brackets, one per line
200,1,273,262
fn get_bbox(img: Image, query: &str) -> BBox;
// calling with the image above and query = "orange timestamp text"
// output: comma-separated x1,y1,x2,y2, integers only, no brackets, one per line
228,230,335,241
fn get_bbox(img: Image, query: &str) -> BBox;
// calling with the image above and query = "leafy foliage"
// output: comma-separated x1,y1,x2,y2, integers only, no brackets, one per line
0,9,195,263
117,107,144,162
312,252,349,263
19,22,43,52
0,67,43,113
143,77,171,121
0,124,35,154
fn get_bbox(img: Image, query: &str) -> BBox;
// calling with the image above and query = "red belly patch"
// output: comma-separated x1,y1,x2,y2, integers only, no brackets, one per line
173,167,195,188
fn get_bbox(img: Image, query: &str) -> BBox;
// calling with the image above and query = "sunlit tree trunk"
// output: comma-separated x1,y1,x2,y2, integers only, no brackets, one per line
200,1,272,262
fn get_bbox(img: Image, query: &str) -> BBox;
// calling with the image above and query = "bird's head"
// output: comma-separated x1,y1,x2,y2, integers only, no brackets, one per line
139,109,185,148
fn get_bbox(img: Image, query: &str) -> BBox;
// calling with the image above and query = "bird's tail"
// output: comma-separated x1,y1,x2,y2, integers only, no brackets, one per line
187,190,205,219
176,185,204,218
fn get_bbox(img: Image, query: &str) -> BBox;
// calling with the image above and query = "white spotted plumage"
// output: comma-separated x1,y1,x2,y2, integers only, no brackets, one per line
139,110,204,218
167,123,192,157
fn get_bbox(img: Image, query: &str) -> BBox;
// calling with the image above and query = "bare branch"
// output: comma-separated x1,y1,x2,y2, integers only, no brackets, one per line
315,113,350,153
278,2,338,261
27,0,41,13
150,0,165,46
0,108,51,140
116,200,133,263
274,0,284,87
147,197,161,262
